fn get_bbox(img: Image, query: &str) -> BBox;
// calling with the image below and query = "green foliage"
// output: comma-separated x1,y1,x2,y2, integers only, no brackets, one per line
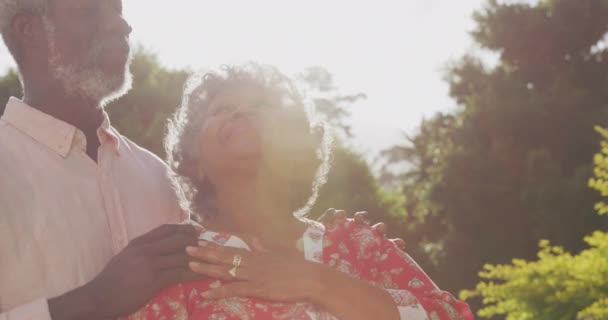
579,298,608,320
311,143,405,220
461,232,608,320
461,127,608,320
382,0,608,301
0,69,21,115
107,47,189,157
295,70,407,243
589,126,608,216
381,113,457,265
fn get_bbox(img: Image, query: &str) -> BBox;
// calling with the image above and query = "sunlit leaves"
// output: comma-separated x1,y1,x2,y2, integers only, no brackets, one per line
589,126,608,215
462,128,608,320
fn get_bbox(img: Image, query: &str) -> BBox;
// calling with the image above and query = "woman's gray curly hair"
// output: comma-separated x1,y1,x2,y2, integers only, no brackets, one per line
165,63,332,221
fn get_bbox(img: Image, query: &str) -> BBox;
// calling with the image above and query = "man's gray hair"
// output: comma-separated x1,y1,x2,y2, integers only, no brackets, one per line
0,0,48,64
0,0,47,31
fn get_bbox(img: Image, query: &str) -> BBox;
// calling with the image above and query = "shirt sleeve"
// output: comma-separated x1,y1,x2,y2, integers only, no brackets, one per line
344,221,474,320
0,298,52,320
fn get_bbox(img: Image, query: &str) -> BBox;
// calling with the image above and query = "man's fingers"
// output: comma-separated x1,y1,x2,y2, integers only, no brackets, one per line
317,208,337,225
157,267,203,289
390,238,406,250
318,208,348,227
372,222,386,237
354,211,370,225
144,232,198,256
131,224,197,246
151,252,191,271
335,210,347,220
179,269,206,283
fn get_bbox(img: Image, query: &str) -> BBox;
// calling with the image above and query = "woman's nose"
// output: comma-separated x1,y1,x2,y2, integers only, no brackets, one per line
230,106,258,119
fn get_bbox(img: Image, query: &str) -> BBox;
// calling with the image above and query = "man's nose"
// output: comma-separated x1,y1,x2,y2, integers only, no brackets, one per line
101,9,132,38
122,19,133,37
112,15,132,38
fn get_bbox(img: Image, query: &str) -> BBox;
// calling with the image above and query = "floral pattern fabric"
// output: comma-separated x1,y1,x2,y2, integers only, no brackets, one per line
127,218,473,320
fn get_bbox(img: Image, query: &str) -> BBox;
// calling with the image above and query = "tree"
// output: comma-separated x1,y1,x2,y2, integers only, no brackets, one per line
380,113,457,266
0,68,21,115
295,67,407,240
382,0,608,303
460,126,608,320
106,48,190,157
296,66,367,140
311,142,404,222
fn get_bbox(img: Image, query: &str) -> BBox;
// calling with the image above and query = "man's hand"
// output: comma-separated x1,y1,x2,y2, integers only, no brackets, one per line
318,208,406,250
48,224,202,320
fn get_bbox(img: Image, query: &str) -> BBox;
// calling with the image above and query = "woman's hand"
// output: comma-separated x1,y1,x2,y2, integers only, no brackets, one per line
186,237,400,320
318,208,406,250
186,241,324,302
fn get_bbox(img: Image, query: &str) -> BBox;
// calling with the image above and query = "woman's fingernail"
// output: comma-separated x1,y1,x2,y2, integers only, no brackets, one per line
198,240,208,247
186,246,197,255
335,210,347,219
354,212,367,223
373,223,386,233
189,261,201,270
393,239,406,249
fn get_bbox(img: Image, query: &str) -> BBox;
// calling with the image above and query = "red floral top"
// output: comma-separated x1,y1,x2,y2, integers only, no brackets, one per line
127,218,473,320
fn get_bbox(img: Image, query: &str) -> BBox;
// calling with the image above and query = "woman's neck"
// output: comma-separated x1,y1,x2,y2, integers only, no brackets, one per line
204,176,307,251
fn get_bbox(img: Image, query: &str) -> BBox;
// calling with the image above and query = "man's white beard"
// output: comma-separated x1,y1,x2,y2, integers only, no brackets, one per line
44,19,133,107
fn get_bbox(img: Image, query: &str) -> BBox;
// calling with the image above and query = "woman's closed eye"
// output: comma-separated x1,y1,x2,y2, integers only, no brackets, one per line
255,103,274,114
211,104,236,116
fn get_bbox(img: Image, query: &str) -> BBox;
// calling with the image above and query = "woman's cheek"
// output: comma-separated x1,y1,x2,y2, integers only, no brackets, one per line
198,119,219,153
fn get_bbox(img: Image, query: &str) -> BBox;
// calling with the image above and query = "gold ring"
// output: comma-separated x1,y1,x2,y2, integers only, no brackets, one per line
232,254,242,268
228,266,238,278
229,254,242,278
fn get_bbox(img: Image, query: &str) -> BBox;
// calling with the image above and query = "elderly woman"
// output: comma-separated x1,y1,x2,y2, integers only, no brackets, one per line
127,63,473,320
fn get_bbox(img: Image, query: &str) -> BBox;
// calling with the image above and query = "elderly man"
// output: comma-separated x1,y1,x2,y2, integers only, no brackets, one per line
0,0,205,319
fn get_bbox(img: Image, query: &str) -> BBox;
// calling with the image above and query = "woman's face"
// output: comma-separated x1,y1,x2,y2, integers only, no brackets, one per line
197,84,275,177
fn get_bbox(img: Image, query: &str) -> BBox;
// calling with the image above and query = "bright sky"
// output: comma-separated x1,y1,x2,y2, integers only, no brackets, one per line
0,0,494,160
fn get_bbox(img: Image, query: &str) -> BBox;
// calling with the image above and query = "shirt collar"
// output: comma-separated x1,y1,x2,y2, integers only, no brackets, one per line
1,97,121,157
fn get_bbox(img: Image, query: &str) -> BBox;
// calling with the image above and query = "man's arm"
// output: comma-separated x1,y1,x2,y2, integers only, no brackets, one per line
13,224,202,320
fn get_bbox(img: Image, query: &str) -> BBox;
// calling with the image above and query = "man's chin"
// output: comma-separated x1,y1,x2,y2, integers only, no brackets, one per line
99,69,133,107
85,49,133,106
49,59,133,108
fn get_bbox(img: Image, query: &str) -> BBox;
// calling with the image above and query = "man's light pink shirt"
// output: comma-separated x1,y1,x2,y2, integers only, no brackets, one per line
0,98,183,319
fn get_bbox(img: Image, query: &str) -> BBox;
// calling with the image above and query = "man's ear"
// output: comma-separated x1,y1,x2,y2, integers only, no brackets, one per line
11,13,47,50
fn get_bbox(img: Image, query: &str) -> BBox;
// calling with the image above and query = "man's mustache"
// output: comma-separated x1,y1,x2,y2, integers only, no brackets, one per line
87,37,131,63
